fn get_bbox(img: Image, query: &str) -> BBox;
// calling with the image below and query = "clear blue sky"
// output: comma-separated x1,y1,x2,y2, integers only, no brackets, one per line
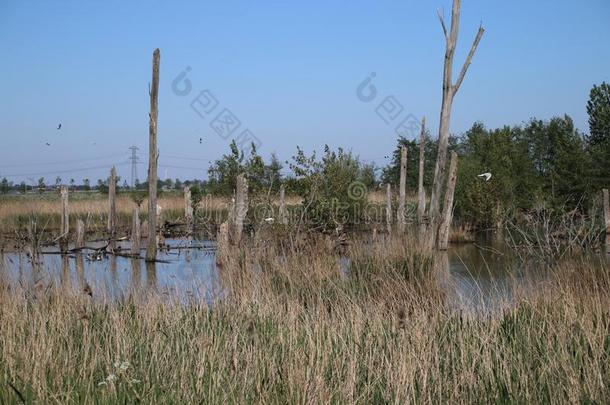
1,0,609,184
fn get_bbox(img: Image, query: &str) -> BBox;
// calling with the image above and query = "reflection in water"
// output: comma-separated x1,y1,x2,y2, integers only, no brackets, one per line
1,238,602,312
145,261,157,293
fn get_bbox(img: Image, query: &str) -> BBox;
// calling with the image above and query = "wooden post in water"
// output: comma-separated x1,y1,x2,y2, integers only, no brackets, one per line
417,117,426,224
184,186,193,234
75,219,85,249
386,183,392,234
602,188,610,254
146,48,160,261
438,152,459,250
217,221,229,262
279,184,288,225
131,204,141,256
60,186,69,252
60,186,69,235
108,166,117,236
397,145,407,233
232,173,248,244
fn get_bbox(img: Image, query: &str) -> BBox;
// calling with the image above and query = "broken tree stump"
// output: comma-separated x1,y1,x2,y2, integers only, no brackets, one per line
279,184,288,225
397,145,407,233
184,186,193,234
231,173,248,244
386,183,392,234
132,204,141,255
75,219,85,250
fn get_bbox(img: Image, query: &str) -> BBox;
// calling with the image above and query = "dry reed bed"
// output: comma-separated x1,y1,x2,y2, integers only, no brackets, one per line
0,235,608,403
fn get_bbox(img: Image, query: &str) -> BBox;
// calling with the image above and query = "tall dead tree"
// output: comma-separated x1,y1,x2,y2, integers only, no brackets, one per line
427,0,484,248
602,188,610,254
397,145,407,232
146,48,160,261
108,166,117,236
438,151,458,250
417,117,427,225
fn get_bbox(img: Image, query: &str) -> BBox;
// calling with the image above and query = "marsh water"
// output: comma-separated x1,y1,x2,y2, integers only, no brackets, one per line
0,238,606,312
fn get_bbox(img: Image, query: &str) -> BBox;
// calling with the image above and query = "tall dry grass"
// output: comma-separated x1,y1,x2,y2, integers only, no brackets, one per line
0,234,608,403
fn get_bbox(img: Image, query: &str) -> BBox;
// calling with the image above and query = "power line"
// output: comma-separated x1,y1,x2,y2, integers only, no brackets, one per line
1,162,130,179
0,153,129,169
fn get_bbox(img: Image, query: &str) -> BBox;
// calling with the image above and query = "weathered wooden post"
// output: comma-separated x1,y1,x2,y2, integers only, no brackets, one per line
417,117,426,224
184,186,193,234
427,0,484,248
602,188,610,254
386,183,392,234
131,204,141,256
60,186,69,235
217,221,229,263
59,185,69,252
438,152,459,250
232,173,248,244
279,184,288,225
146,48,160,261
75,219,85,249
397,145,407,232
108,167,117,236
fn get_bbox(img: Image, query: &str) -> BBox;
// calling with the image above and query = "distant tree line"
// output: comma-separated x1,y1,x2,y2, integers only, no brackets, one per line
1,83,608,230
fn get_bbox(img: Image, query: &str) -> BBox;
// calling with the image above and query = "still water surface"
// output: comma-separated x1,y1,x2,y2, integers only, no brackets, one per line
1,238,594,312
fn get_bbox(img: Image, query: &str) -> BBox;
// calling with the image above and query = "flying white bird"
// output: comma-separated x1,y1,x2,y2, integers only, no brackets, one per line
477,172,492,181
264,217,274,223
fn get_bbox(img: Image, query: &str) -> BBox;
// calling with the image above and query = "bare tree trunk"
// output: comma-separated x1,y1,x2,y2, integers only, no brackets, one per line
146,48,160,261
108,167,117,234
602,188,610,254
232,173,248,244
397,145,407,232
438,152,459,250
60,186,69,252
279,184,288,225
184,186,193,234
427,0,484,248
386,183,392,234
417,117,427,224
131,204,141,256
76,219,85,249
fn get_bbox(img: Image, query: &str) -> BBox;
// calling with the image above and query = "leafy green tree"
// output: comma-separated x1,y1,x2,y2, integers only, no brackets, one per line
521,115,589,208
207,140,244,195
174,178,183,191
455,123,538,227
0,178,9,194
37,178,45,194
586,82,610,190
382,131,442,191
289,145,368,230
19,181,27,194
587,82,610,147
83,178,91,191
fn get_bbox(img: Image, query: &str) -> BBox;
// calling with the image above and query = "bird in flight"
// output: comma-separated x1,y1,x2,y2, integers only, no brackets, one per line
57,123,62,130
477,172,492,181
199,137,202,144
45,142,51,146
